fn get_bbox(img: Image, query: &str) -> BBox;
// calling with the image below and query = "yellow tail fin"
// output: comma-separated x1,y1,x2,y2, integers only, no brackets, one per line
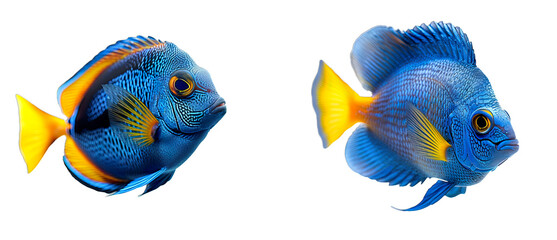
311,61,374,148
16,95,67,173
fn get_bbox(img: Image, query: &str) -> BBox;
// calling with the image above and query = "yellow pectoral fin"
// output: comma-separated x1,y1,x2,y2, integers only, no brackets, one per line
312,61,374,148
16,95,67,173
407,103,451,162
103,84,159,146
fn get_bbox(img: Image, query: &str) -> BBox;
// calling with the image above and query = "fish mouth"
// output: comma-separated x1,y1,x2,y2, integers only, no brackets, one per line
209,98,226,114
496,139,519,151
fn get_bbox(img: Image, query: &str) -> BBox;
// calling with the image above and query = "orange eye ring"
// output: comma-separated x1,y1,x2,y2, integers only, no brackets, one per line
472,112,491,134
170,76,195,98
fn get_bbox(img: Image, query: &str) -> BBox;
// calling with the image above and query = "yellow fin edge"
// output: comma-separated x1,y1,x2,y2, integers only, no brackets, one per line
59,38,165,118
65,137,126,183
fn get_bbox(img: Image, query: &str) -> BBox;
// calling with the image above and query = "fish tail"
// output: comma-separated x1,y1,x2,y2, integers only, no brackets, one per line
16,95,67,173
312,61,374,148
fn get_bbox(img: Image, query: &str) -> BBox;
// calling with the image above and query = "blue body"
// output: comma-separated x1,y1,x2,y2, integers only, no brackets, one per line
62,37,226,193
357,59,512,185
322,22,519,210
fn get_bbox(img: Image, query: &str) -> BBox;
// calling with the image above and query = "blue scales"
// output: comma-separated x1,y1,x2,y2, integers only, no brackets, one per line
17,36,226,195
312,22,519,210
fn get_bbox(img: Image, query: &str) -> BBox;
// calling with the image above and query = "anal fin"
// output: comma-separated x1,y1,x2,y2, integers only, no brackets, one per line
64,137,127,193
346,125,426,187
395,180,455,211
111,168,167,195
64,157,125,193
141,171,175,196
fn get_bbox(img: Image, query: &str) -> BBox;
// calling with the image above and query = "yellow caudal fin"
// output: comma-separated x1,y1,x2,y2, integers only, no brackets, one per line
311,61,374,148
16,95,67,173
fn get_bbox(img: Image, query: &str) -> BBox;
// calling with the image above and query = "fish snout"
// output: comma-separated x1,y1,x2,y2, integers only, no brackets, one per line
195,97,226,131
496,139,519,152
493,138,519,166
209,97,227,115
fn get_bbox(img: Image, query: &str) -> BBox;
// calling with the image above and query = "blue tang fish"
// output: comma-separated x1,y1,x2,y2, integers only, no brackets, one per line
312,22,519,210
16,36,226,195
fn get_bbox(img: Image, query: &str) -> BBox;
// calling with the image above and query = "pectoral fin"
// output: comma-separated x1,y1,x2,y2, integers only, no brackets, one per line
407,103,451,162
103,84,159,147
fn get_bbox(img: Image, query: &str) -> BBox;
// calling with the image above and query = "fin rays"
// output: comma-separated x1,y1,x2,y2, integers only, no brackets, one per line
395,180,455,211
346,126,427,187
407,104,451,162
104,84,159,146
16,95,67,173
351,22,475,92
312,61,374,147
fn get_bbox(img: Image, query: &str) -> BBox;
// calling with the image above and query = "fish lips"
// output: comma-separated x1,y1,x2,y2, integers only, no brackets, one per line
196,97,226,130
209,98,227,115
491,139,519,167
494,139,519,161
496,139,519,152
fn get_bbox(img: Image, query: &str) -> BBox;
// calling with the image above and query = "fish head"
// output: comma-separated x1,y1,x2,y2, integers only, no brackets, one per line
450,105,518,172
154,47,226,135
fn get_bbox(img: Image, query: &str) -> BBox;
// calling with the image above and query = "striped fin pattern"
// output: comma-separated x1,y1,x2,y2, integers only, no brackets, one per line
407,103,451,162
351,21,475,92
103,84,159,146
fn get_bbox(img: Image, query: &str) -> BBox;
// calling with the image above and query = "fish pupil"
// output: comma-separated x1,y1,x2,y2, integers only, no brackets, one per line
175,79,190,91
477,116,487,129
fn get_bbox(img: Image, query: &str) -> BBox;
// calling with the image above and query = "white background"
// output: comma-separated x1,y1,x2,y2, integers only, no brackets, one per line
1,0,555,239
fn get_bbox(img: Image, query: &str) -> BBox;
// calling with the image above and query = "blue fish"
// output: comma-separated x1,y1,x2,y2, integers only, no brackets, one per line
16,36,226,195
312,22,518,210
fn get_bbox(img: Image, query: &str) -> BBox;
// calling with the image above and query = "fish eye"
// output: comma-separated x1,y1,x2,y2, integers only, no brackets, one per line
169,72,195,98
472,110,492,134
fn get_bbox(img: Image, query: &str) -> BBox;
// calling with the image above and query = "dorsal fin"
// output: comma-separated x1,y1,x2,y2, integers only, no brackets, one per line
57,36,165,118
351,21,475,92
